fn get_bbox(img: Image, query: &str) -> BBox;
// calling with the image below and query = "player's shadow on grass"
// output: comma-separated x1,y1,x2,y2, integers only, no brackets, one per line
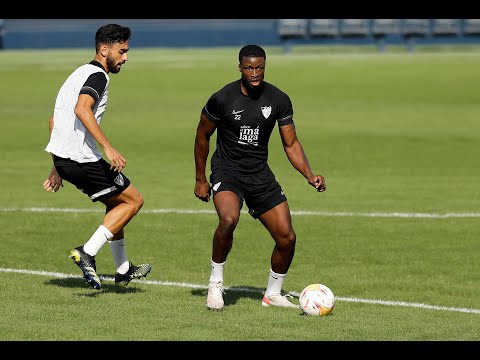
192,285,298,308
47,277,145,295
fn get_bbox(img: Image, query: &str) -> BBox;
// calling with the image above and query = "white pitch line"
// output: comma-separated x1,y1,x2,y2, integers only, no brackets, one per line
0,267,479,315
2,207,480,218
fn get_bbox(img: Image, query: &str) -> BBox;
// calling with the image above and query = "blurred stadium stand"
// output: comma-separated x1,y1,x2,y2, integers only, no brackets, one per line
309,19,339,38
340,19,371,37
401,19,431,52
277,19,309,39
371,19,402,52
432,19,461,36
0,19,4,49
1,19,280,49
463,19,480,35
276,19,309,53
2,19,480,51
371,19,402,38
277,19,480,53
402,19,431,37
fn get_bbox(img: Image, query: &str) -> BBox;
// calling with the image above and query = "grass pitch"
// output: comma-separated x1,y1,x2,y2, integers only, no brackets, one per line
0,46,479,341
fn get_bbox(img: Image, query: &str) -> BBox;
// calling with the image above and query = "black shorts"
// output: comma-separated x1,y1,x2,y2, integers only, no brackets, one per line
53,155,131,202
210,166,287,219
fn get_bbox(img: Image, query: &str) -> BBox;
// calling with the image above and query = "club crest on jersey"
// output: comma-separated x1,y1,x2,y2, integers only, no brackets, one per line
261,106,271,119
114,174,124,186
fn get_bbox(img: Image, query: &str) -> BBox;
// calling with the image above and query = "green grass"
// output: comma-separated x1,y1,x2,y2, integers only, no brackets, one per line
1,46,479,341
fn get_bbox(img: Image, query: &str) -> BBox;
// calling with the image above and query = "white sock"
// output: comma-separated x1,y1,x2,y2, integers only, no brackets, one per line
265,269,287,297
83,225,113,256
109,238,129,274
209,259,225,283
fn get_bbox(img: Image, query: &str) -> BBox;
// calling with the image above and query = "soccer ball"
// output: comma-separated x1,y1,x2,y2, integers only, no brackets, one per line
299,283,335,316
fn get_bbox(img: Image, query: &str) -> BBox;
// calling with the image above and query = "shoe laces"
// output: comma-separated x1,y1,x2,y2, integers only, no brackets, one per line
210,281,225,294
81,255,96,270
127,263,139,274
268,293,294,300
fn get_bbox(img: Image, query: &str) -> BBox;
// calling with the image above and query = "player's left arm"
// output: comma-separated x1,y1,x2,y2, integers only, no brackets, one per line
279,123,326,192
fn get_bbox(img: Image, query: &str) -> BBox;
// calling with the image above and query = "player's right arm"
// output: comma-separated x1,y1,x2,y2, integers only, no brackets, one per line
74,94,126,172
43,114,64,192
194,112,217,202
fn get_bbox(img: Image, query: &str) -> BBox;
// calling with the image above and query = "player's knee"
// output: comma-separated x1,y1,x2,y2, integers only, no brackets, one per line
219,215,239,232
128,192,144,215
133,195,144,214
287,231,296,249
278,230,296,251
136,193,144,211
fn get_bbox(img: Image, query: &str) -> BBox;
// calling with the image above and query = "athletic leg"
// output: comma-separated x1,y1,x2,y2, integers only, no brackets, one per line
100,184,151,286
207,190,242,310
258,201,298,308
258,201,296,274
101,184,142,273
211,191,242,263
100,183,144,236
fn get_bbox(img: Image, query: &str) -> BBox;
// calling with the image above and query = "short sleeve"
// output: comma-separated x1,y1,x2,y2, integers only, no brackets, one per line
79,72,108,102
277,93,294,127
202,92,223,124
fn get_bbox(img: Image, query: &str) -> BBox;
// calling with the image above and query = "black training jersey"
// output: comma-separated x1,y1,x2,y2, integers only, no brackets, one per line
202,79,294,175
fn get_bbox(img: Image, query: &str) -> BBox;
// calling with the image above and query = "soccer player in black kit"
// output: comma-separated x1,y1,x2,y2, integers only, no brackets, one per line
194,44,326,310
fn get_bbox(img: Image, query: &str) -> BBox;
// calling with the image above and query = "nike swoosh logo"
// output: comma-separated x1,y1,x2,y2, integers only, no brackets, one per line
232,110,244,115
213,182,222,191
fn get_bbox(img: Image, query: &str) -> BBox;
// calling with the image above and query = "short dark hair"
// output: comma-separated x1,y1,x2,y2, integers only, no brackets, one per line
95,24,131,51
239,44,266,62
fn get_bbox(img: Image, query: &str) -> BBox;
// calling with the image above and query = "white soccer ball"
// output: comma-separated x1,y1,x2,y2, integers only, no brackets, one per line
299,283,335,316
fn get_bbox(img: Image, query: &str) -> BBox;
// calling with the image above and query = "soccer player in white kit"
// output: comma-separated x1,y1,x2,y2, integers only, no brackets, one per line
43,24,151,290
